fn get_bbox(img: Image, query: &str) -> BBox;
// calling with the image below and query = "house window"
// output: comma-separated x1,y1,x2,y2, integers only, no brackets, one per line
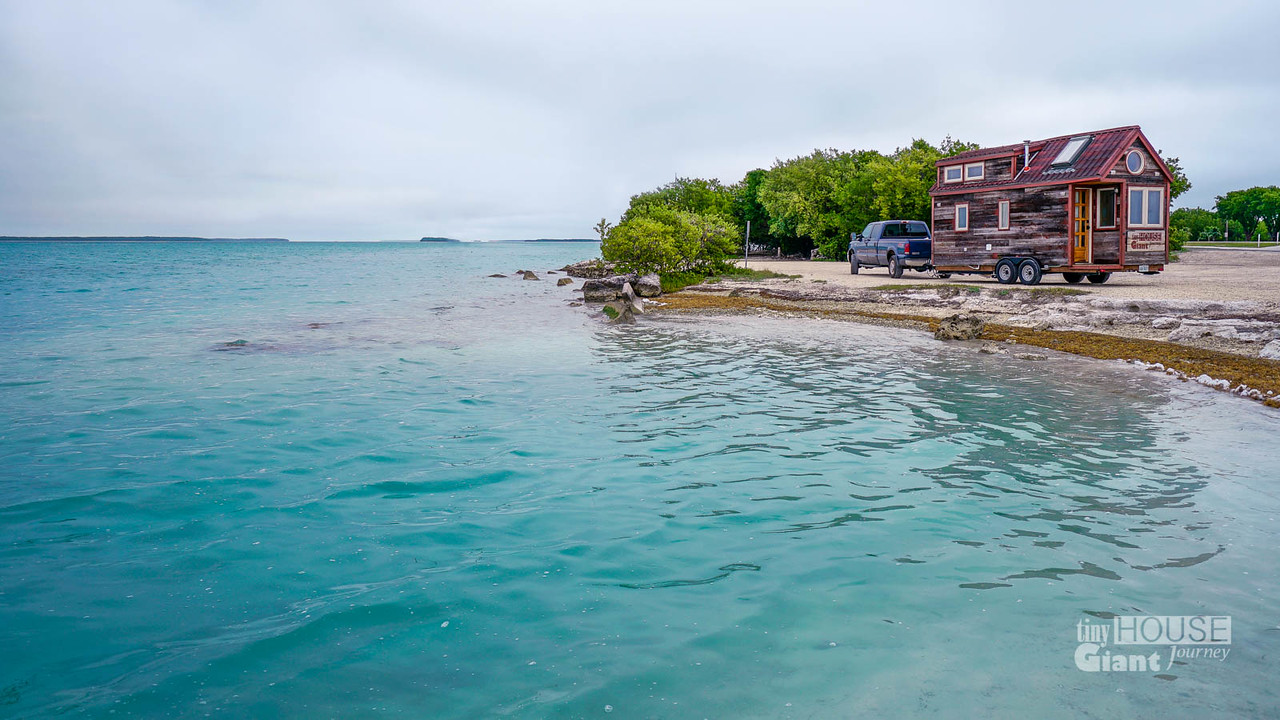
944,165,963,183
997,200,1010,230
1125,151,1144,174
1098,188,1117,228
965,163,984,181
955,203,969,231
1052,136,1092,167
1129,187,1164,227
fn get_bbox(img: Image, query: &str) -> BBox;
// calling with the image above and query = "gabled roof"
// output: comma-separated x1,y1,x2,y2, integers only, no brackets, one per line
930,126,1173,196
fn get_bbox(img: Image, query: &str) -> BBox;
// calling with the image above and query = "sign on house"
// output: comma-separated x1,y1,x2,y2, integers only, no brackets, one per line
1126,230,1165,253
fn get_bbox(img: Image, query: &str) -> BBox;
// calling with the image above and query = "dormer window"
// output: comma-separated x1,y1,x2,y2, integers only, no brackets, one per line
965,163,984,181
944,165,963,183
1051,135,1092,167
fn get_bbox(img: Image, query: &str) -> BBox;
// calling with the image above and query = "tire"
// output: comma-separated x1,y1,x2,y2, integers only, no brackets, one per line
888,254,903,279
1062,272,1084,284
849,255,859,274
936,272,952,279
1087,272,1112,284
1017,259,1042,286
994,258,1017,284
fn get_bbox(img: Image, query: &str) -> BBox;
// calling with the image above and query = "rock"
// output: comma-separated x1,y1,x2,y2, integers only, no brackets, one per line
1261,340,1280,360
635,273,662,297
562,259,616,279
1150,316,1180,329
620,282,644,315
547,270,558,274
522,271,539,280
1014,352,1048,361
602,301,634,324
557,277,573,286
215,339,249,351
568,301,582,307
580,274,637,302
979,343,1008,355
934,314,985,341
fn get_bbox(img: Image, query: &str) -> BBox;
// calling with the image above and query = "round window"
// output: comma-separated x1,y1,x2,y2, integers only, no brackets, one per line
1126,151,1144,174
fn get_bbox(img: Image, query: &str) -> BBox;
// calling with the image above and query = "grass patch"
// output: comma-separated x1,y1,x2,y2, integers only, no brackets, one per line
1187,241,1280,249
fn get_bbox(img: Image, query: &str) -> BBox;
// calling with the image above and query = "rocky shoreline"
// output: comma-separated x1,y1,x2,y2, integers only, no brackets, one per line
647,278,1280,408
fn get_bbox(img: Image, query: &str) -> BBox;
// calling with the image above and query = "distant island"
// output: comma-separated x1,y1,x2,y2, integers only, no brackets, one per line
420,236,461,243
0,236,289,243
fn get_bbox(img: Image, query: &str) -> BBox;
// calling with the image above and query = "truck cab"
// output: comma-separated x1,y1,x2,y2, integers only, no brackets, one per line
849,220,933,278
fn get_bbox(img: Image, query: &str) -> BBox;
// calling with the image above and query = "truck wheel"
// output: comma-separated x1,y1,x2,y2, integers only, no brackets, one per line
849,255,859,274
1086,272,1112,284
936,272,951,279
1017,259,1042,285
888,254,903,278
1062,272,1084,284
994,259,1017,284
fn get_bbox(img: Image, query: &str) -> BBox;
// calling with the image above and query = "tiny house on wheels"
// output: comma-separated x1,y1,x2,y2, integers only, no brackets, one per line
928,125,1172,285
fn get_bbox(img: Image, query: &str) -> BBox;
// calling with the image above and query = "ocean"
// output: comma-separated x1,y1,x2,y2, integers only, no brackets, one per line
1,241,1277,718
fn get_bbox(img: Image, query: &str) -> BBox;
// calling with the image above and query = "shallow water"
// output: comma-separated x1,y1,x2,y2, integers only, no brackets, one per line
1,242,1278,718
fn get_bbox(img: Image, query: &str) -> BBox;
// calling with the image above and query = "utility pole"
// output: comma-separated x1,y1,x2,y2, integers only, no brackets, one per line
744,220,750,267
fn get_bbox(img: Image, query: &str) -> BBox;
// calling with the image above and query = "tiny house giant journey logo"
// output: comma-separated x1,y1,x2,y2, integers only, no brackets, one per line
1074,615,1231,673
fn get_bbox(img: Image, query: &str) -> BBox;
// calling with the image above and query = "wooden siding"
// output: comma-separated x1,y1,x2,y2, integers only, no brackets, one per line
984,156,1015,184
932,187,1070,267
1092,229,1121,264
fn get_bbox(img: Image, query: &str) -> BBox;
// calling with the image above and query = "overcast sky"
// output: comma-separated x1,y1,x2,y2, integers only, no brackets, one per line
2,1,1277,241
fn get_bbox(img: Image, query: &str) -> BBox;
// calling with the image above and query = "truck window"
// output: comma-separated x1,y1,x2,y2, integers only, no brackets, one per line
860,224,874,239
901,221,930,238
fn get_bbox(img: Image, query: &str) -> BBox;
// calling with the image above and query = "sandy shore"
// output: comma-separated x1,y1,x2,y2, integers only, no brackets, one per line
648,248,1280,407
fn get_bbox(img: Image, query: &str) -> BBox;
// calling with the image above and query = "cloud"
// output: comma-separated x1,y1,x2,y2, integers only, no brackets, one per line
1,0,1277,239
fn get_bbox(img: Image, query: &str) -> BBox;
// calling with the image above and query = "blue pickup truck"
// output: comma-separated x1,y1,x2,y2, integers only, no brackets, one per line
848,220,936,278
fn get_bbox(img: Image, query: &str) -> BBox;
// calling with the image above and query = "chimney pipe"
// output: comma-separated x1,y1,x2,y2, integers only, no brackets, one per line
1023,140,1030,168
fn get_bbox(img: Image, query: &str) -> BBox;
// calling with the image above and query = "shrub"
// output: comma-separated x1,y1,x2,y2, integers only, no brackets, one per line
602,207,740,275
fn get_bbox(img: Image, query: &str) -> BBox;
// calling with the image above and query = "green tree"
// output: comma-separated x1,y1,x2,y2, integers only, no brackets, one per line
756,148,883,260
1169,226,1190,254
866,137,979,223
1159,154,1191,200
1170,207,1217,244
1215,186,1280,237
623,177,738,227
729,168,797,254
601,207,738,275
1254,219,1271,243
594,218,613,245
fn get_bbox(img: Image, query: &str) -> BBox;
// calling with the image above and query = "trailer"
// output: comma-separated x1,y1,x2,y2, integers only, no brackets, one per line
927,125,1171,285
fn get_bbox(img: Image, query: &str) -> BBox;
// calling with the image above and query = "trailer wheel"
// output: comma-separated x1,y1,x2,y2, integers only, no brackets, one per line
994,259,1017,284
887,254,903,279
936,272,951,279
1086,272,1112,284
1062,272,1084,284
1017,259,1042,285
849,255,859,274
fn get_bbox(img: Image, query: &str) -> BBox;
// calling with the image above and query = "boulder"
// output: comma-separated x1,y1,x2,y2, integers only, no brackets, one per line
522,271,540,280
557,277,573,286
580,274,638,302
562,259,617,279
635,273,662,297
488,273,506,278
934,314,985,341
620,282,644,315
603,301,635,324
1261,340,1280,360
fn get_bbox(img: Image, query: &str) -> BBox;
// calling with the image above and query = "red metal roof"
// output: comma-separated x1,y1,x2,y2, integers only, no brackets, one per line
930,126,1171,196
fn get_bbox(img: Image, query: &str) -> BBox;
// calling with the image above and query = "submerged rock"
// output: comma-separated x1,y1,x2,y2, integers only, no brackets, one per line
934,314,985,341
489,273,506,278
215,339,250,351
522,271,540,280
557,277,573,286
635,273,662,297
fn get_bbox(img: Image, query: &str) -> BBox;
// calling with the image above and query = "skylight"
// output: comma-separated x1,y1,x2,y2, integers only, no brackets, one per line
1051,136,1092,167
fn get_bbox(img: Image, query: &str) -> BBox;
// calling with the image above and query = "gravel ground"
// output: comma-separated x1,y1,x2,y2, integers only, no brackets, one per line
740,248,1280,306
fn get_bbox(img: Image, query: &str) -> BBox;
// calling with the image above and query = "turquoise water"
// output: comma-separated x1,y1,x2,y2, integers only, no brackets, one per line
1,242,1278,718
